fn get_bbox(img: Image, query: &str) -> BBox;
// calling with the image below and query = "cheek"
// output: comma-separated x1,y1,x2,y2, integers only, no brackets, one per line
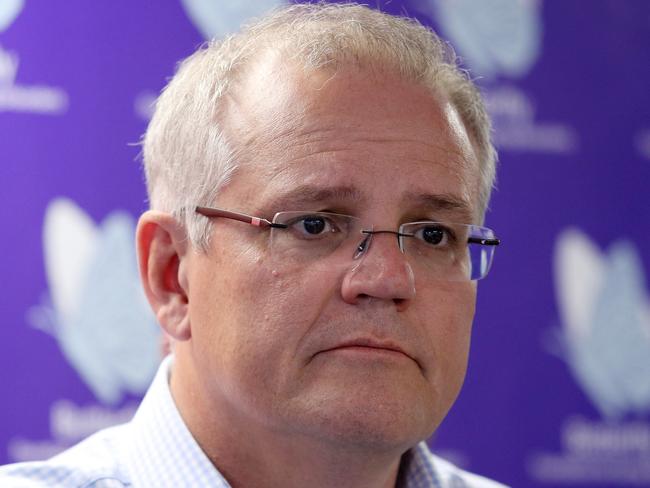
419,281,476,396
190,252,337,385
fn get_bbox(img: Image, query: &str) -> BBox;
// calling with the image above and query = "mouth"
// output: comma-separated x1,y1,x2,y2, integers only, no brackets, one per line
318,338,419,366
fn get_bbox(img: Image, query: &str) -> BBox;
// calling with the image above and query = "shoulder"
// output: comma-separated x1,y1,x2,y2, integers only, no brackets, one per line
0,425,131,488
431,454,509,488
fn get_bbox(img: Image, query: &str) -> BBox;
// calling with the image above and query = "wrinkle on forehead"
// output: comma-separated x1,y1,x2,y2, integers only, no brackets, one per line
219,58,480,219
223,56,457,154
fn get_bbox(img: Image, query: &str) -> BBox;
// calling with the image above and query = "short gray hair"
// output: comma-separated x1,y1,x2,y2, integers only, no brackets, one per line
143,2,497,250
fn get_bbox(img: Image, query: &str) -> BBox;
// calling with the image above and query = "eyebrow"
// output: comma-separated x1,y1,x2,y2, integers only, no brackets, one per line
404,191,475,223
262,185,474,222
263,185,363,213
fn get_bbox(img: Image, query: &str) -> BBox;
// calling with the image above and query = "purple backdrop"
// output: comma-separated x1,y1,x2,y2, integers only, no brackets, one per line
1,1,649,486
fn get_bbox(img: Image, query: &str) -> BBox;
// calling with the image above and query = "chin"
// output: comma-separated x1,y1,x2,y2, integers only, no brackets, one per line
281,380,443,452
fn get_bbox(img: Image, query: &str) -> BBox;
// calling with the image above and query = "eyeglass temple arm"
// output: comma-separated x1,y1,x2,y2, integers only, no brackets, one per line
195,206,288,229
468,237,500,246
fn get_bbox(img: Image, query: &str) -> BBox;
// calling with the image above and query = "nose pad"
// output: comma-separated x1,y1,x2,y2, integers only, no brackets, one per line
353,232,373,260
342,231,416,304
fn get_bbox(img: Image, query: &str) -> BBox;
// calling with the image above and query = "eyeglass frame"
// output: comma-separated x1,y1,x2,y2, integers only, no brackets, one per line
195,205,500,250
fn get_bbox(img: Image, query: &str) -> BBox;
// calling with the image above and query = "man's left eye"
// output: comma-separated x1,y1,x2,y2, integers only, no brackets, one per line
302,216,329,234
416,225,453,246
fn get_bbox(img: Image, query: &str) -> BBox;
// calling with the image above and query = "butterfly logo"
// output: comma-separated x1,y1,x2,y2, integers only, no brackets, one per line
422,0,542,79
179,0,284,40
554,229,650,420
29,198,161,406
0,0,23,32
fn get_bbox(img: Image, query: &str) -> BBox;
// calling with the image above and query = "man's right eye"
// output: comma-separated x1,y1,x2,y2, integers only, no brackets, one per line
289,214,339,238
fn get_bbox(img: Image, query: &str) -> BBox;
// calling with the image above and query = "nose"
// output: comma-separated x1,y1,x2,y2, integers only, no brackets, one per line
340,231,416,308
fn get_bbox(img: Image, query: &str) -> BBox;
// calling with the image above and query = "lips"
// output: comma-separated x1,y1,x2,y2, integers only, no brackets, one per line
318,337,418,365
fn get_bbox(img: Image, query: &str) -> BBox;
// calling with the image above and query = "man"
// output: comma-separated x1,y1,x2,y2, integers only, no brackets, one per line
1,3,505,487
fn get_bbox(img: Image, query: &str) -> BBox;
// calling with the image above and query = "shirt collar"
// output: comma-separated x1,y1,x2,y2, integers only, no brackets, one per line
124,355,230,487
400,442,444,488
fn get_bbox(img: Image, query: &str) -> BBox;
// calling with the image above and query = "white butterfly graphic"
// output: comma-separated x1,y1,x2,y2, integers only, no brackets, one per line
0,0,23,32
179,0,284,40
554,229,650,420
423,0,542,79
29,198,161,406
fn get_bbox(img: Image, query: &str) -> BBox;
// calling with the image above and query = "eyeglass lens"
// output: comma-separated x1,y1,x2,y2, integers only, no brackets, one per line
269,212,496,281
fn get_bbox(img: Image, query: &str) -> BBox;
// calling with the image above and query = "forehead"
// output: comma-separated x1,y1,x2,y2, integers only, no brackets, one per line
220,57,481,222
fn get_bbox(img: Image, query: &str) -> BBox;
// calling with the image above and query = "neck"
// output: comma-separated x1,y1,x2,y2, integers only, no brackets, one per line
170,353,407,488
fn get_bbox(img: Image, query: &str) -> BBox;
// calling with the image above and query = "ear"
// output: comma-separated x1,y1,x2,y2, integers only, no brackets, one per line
136,210,192,341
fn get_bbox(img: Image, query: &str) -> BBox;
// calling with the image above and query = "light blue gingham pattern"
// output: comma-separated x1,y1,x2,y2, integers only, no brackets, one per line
0,357,507,487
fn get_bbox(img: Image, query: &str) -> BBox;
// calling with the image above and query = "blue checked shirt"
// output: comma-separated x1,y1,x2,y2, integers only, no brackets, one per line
0,357,508,487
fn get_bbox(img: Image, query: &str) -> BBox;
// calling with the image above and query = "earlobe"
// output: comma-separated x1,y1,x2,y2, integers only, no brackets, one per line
136,211,192,341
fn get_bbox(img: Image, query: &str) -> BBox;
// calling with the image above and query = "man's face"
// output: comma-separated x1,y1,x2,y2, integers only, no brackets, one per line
183,60,481,450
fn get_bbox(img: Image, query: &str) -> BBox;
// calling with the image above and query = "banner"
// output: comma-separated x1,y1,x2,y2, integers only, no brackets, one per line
1,2,648,486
